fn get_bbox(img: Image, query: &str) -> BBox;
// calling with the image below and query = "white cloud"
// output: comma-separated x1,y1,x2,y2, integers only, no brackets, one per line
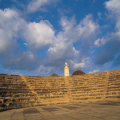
24,43,28,46
59,14,99,43
70,60,85,69
47,42,76,64
89,69,100,74
46,14,99,65
105,0,120,15
105,0,120,38
94,37,107,47
0,8,100,74
94,0,120,66
0,8,56,72
23,20,56,50
35,65,54,75
0,8,22,52
69,57,90,70
12,71,23,76
3,51,35,70
0,8,56,51
77,14,99,41
27,0,58,13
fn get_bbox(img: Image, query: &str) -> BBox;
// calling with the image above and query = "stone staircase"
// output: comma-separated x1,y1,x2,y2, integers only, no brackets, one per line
24,76,69,105
67,72,108,103
105,70,120,101
0,74,40,110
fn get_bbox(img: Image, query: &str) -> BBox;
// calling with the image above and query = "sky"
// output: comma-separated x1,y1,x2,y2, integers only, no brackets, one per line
0,0,120,76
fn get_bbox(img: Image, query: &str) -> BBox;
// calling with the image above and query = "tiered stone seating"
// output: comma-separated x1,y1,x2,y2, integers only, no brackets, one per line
105,70,120,102
0,69,120,110
24,76,69,105
0,74,39,110
67,72,108,103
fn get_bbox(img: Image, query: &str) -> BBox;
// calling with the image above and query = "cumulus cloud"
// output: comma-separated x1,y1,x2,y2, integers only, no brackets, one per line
46,14,99,65
27,0,58,13
95,40,120,65
94,35,110,47
105,0,120,37
0,8,23,53
45,14,98,72
69,57,90,70
34,65,54,75
0,11,56,51
89,69,99,74
47,43,74,62
3,51,37,70
12,71,23,76
105,0,120,15
94,38,105,47
0,8,100,75
0,9,56,48
59,14,99,44
23,20,56,50
0,9,40,71
94,0,120,67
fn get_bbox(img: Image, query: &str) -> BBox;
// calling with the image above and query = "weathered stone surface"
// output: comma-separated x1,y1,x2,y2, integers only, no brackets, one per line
1,102,120,120
0,69,120,110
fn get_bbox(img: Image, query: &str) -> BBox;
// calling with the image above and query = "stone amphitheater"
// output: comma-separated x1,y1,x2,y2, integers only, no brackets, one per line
0,69,120,110
0,69,120,120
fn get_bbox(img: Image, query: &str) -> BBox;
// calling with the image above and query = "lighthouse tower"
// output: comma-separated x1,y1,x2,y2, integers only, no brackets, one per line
64,63,69,76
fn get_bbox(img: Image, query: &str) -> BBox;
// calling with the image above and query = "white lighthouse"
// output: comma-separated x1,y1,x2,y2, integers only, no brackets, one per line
64,63,69,76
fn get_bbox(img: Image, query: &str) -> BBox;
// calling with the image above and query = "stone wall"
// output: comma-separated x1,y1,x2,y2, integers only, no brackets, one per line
0,70,120,110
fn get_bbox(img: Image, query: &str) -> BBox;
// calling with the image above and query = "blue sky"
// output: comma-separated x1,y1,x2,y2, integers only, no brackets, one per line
0,0,120,76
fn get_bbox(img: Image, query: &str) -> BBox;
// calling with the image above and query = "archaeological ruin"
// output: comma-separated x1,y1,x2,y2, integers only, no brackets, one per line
0,69,120,111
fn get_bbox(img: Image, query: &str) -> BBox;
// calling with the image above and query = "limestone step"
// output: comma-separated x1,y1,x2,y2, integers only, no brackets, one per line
28,84,105,88
106,95,120,98
72,96,103,100
107,87,120,90
71,89,105,93
0,89,31,93
0,101,40,109
106,91,120,95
